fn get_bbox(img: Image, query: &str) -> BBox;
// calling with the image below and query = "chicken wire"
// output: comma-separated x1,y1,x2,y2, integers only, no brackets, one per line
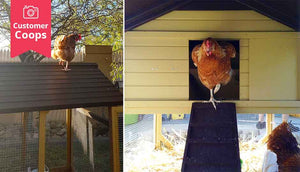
161,114,190,145
45,109,67,169
124,114,154,171
118,114,123,172
0,112,39,172
125,114,154,148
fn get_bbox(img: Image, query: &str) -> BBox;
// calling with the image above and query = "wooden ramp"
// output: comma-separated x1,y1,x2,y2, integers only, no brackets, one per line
182,103,241,172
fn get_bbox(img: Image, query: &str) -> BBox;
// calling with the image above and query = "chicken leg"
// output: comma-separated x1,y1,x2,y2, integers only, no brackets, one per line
62,61,71,71
59,60,64,66
209,88,220,109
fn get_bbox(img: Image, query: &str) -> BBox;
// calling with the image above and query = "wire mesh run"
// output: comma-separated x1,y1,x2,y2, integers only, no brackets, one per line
125,114,154,148
0,112,39,171
45,109,67,169
124,114,154,171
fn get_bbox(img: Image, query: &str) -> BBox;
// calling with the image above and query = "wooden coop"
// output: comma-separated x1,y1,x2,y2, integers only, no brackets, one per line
125,0,299,170
0,63,122,172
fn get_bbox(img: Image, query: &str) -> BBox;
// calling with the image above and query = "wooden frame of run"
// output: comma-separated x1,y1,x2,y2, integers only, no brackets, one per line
38,111,48,172
109,106,123,172
37,107,124,172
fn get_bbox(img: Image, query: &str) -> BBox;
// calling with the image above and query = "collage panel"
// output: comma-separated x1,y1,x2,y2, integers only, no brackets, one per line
124,0,299,172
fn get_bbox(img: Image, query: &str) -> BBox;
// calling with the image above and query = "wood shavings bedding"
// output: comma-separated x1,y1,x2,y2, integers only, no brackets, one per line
125,138,266,172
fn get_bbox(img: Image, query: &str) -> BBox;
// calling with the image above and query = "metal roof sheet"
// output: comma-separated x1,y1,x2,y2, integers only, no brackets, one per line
0,63,123,114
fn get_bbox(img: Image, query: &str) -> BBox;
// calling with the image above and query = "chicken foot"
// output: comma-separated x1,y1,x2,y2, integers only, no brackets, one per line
205,89,220,110
59,60,63,66
62,61,71,71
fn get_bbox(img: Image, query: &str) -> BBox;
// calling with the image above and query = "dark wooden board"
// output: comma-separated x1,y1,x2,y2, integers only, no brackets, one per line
182,103,241,172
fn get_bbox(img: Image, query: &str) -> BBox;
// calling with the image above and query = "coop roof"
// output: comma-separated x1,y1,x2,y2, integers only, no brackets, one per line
0,63,122,114
125,0,299,31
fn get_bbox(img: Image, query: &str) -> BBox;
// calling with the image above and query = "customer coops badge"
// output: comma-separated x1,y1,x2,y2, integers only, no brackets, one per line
11,0,51,57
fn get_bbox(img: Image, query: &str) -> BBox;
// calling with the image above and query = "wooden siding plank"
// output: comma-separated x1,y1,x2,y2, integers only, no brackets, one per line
125,47,188,59
240,47,249,60
240,39,249,47
85,53,112,80
240,73,249,87
85,45,112,54
85,53,112,59
125,86,188,100
125,60,188,73
126,32,299,40
240,59,249,73
125,101,300,114
240,86,249,100
135,20,293,32
298,39,300,100
125,37,188,47
125,33,299,47
157,11,270,20
125,73,188,86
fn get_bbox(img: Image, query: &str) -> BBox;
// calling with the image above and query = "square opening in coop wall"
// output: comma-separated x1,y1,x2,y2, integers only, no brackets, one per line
189,40,240,100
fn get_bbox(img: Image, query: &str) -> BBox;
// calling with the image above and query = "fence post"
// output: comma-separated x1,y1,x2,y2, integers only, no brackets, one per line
22,112,29,170
66,109,72,170
266,114,274,135
154,114,173,150
109,106,122,172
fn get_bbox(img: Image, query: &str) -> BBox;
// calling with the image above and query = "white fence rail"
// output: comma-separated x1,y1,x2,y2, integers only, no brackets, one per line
0,48,84,63
0,48,21,62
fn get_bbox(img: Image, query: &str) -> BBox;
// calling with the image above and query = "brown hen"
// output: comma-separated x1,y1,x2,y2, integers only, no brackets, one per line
51,33,81,71
267,122,300,171
192,37,236,109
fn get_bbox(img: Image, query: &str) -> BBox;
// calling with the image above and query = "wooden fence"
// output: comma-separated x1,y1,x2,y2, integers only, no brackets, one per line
0,48,85,63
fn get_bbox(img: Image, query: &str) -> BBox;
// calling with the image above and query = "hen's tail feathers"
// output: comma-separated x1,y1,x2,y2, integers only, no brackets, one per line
51,50,57,60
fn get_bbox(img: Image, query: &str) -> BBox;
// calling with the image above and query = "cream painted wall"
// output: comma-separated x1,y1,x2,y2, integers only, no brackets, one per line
249,39,297,100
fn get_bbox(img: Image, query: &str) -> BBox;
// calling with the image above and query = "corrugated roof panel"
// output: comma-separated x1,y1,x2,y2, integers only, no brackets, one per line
0,63,122,114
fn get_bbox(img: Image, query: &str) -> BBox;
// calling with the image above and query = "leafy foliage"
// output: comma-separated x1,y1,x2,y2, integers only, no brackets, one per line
110,61,123,84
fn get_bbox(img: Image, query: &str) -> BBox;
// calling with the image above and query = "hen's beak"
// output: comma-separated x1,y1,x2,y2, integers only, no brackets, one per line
206,50,212,56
